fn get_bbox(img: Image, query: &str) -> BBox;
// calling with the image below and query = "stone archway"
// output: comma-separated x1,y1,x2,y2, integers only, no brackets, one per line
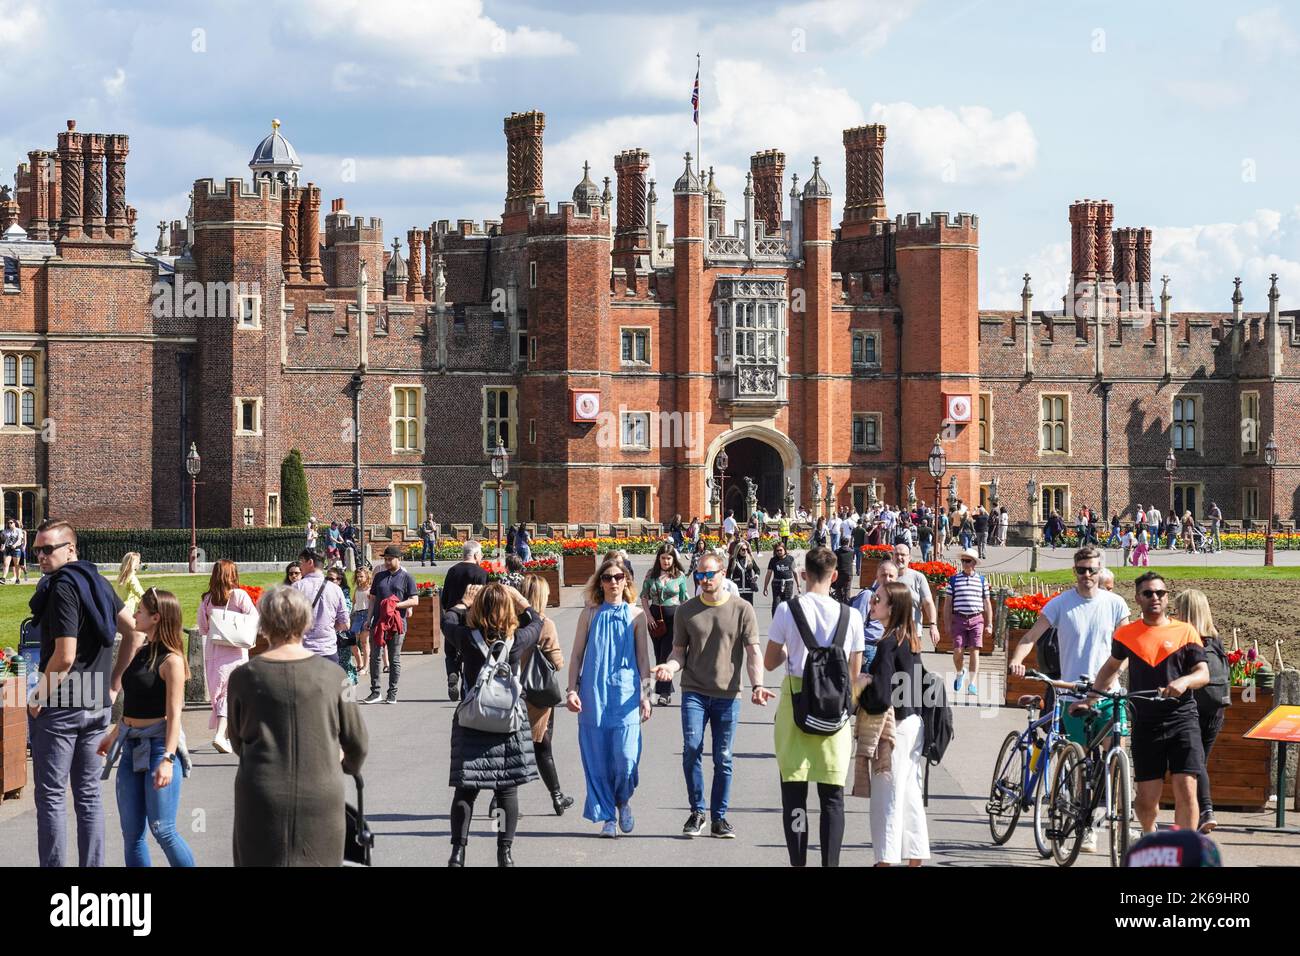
705,425,802,520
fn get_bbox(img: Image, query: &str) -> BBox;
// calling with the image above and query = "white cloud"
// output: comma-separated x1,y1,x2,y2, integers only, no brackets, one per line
0,0,41,47
1152,207,1300,310
103,68,126,99
1233,7,1299,61
280,0,575,84
983,240,1070,311
868,102,1038,189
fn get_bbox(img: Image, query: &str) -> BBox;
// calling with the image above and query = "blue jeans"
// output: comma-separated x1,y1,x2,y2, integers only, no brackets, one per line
920,542,932,562
30,706,110,867
115,734,195,867
681,692,740,819
516,544,531,563
420,537,435,562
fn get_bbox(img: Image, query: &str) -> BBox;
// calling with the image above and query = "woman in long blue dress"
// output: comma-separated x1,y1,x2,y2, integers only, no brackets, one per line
565,556,653,838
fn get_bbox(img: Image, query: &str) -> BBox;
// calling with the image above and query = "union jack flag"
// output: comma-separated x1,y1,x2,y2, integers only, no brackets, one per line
691,64,699,125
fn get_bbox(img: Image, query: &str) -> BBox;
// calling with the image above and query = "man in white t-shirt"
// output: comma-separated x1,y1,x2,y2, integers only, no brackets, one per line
1008,544,1130,853
891,543,939,650
722,510,738,545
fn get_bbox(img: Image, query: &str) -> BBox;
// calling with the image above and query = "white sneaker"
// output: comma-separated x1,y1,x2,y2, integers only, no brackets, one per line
1080,828,1098,853
212,736,232,754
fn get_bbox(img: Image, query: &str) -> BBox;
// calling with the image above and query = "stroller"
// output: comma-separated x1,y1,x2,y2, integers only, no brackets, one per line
1186,521,1216,554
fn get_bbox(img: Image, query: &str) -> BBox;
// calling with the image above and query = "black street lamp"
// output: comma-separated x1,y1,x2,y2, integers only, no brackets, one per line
927,434,946,525
715,447,729,525
490,439,509,560
186,443,201,573
1027,476,1039,572
1165,447,1177,535
1265,434,1278,567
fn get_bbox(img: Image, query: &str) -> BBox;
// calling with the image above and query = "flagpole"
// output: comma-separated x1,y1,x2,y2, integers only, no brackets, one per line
696,53,702,188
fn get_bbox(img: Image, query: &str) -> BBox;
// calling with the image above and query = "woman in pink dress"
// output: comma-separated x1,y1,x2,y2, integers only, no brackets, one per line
197,559,259,754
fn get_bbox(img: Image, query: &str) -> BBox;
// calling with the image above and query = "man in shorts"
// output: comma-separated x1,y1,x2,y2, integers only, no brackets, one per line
946,548,992,696
1088,572,1209,833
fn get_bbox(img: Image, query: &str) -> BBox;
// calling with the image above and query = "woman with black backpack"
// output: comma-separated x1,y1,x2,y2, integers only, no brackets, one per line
442,582,543,867
1170,589,1230,834
763,547,866,867
857,581,930,867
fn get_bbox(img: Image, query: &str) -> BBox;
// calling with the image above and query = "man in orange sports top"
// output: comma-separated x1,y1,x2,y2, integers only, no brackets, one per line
1088,571,1209,834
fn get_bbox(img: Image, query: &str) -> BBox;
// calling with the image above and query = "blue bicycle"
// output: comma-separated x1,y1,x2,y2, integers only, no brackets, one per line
986,673,1079,857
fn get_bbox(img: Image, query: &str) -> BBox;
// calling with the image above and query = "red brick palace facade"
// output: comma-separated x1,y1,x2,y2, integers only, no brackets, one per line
0,114,1295,534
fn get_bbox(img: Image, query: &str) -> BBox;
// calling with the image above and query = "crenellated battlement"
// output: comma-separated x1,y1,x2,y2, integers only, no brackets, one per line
837,270,892,306
431,218,500,238
326,214,383,245
894,211,978,241
527,200,611,237
193,176,282,202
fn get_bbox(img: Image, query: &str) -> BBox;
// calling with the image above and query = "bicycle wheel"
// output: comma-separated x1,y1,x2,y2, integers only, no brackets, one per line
1049,741,1087,867
1108,749,1133,868
988,732,1024,845
1032,739,1068,859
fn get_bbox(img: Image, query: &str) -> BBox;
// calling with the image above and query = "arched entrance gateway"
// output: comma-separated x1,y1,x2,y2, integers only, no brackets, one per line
705,426,801,521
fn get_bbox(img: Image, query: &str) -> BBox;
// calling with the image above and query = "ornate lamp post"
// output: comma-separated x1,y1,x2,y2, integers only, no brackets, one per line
1027,476,1039,572
186,443,201,573
490,439,509,560
715,447,729,525
927,434,946,528
1265,434,1278,567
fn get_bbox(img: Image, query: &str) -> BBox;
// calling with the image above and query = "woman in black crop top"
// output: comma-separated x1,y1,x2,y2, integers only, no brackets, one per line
854,580,931,867
96,587,195,866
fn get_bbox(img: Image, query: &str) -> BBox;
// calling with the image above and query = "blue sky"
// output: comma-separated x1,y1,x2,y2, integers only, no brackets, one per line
1,0,1296,310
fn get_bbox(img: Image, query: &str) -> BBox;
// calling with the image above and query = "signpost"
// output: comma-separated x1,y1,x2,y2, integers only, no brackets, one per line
330,487,390,566
1243,704,1300,829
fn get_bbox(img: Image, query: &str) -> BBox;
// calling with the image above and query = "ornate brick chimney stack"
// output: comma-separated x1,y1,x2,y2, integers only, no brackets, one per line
750,149,784,235
613,148,650,270
1114,227,1139,311
406,228,425,301
840,124,887,238
1136,227,1153,312
1068,200,1098,320
82,133,106,239
57,120,84,240
105,134,129,240
298,183,323,282
503,110,545,234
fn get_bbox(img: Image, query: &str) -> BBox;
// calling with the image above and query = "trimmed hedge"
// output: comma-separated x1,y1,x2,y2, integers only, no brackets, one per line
78,528,309,564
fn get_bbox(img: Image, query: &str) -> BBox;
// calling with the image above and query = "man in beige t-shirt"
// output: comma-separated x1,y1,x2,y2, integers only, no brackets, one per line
655,552,772,839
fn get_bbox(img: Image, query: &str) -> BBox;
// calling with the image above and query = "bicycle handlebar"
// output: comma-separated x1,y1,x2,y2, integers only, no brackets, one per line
1023,671,1180,703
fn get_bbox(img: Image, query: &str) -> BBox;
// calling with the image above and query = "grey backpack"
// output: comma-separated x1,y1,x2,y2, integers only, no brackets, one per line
456,630,525,734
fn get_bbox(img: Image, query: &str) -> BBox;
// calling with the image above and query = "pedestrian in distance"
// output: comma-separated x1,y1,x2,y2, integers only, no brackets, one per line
947,548,992,697
196,559,259,753
227,585,368,866
351,566,372,674
641,543,689,707
440,540,488,701
283,561,302,585
114,551,145,616
567,557,652,838
290,548,349,667
97,587,195,867
655,551,771,839
762,540,799,617
420,512,438,566
727,540,759,606
361,545,418,704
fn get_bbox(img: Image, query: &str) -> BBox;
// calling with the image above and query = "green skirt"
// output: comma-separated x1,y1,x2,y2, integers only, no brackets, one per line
774,674,852,785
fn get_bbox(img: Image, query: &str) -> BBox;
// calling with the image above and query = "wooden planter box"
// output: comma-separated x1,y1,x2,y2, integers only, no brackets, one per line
404,592,443,654
932,591,993,655
858,557,881,589
1,676,28,800
1003,626,1043,706
1161,685,1275,810
563,552,596,587
533,567,562,607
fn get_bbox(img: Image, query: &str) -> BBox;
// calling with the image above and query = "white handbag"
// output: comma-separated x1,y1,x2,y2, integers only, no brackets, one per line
208,605,257,649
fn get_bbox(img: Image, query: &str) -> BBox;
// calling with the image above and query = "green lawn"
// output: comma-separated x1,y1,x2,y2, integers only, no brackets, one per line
1030,565,1300,587
0,569,446,650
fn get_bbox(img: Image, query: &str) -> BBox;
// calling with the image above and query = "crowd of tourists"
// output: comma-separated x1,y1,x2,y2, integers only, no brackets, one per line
19,513,1230,869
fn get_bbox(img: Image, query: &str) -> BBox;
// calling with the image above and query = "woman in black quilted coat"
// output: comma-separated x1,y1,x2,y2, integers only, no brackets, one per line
442,582,542,868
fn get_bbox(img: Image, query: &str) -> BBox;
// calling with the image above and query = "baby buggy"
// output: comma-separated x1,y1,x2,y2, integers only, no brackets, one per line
1187,521,1216,554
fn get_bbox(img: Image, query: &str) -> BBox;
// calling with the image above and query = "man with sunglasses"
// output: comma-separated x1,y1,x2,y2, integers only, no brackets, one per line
947,549,993,695
656,552,768,839
1087,572,1209,834
26,520,138,867
1009,545,1130,852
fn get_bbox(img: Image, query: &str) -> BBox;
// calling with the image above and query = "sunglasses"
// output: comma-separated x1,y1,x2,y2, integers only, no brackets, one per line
600,573,625,583
960,558,975,564
694,570,720,581
1140,589,1168,599
1074,566,1100,575
33,542,72,557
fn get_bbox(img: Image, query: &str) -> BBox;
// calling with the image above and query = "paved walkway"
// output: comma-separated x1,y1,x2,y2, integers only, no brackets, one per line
3,556,1298,867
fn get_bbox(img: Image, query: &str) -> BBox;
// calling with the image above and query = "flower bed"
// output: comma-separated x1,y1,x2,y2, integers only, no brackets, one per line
1005,592,1051,630
910,560,957,591
1219,532,1300,550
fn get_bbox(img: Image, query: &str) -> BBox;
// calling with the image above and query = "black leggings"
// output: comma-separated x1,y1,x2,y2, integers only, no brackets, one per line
1196,704,1225,815
651,605,677,698
780,781,845,867
450,786,519,847
534,712,563,795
